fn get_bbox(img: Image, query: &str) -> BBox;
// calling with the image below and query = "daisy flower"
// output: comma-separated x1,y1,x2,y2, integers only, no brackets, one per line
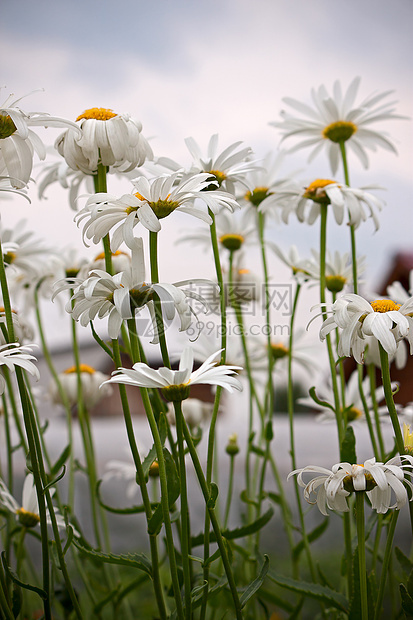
182,134,258,194
271,77,405,174
76,172,239,251
55,106,153,175
0,176,30,201
1,219,54,280
269,179,384,229
298,369,396,424
103,346,242,402
0,343,40,394
303,249,366,293
319,294,413,364
0,473,67,530
178,208,256,253
50,364,112,410
54,238,214,342
240,150,298,218
288,456,413,515
0,88,79,188
268,243,310,283
250,330,318,377
387,269,413,305
0,308,34,346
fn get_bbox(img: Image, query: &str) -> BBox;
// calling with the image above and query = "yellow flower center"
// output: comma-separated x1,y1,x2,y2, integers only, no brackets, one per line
404,423,413,456
129,287,153,309
245,186,271,207
127,192,179,219
303,179,337,204
238,268,250,275
161,382,191,402
326,275,347,293
270,343,289,360
343,468,376,493
17,507,41,528
94,250,127,261
76,108,117,122
322,120,357,143
219,234,245,252
0,114,18,139
64,364,96,375
370,299,401,313
0,306,17,314
206,169,227,188
3,251,17,266
149,460,160,477
345,406,363,422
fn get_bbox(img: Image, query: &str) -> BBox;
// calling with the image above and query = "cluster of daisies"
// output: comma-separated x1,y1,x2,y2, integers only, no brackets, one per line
1,77,413,521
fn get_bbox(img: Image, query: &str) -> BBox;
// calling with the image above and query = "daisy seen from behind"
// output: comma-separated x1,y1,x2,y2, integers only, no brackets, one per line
269,179,384,229
55,106,153,175
0,88,79,188
288,456,413,515
103,346,242,402
76,172,239,251
319,293,413,364
0,343,39,395
271,77,405,174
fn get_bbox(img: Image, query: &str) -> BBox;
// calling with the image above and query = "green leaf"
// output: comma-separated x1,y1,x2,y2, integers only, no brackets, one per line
396,546,413,575
207,483,219,509
12,584,22,619
400,584,413,617
142,414,168,478
191,506,274,547
50,444,71,477
341,425,357,465
96,480,157,515
72,539,152,577
240,555,269,608
43,465,66,493
408,568,413,599
250,444,265,457
1,552,47,600
267,570,349,612
292,518,329,561
265,421,273,442
308,386,335,411
258,588,295,612
240,489,259,507
148,447,180,535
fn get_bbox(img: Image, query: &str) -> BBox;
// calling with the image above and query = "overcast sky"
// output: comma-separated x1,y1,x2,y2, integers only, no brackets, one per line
2,0,413,347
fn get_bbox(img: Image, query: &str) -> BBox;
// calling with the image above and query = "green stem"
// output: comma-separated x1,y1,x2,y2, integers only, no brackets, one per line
181,418,243,620
319,204,342,445
114,333,167,620
93,163,112,275
357,365,379,460
173,400,192,619
0,240,52,620
149,230,171,368
373,511,399,620
200,210,227,620
367,364,386,460
378,344,404,455
223,454,235,530
355,492,368,620
339,141,358,296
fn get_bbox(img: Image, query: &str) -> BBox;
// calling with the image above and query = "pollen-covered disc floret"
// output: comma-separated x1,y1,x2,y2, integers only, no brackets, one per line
269,179,384,229
319,293,413,364
270,77,405,174
103,347,243,397
288,456,413,515
55,106,153,175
